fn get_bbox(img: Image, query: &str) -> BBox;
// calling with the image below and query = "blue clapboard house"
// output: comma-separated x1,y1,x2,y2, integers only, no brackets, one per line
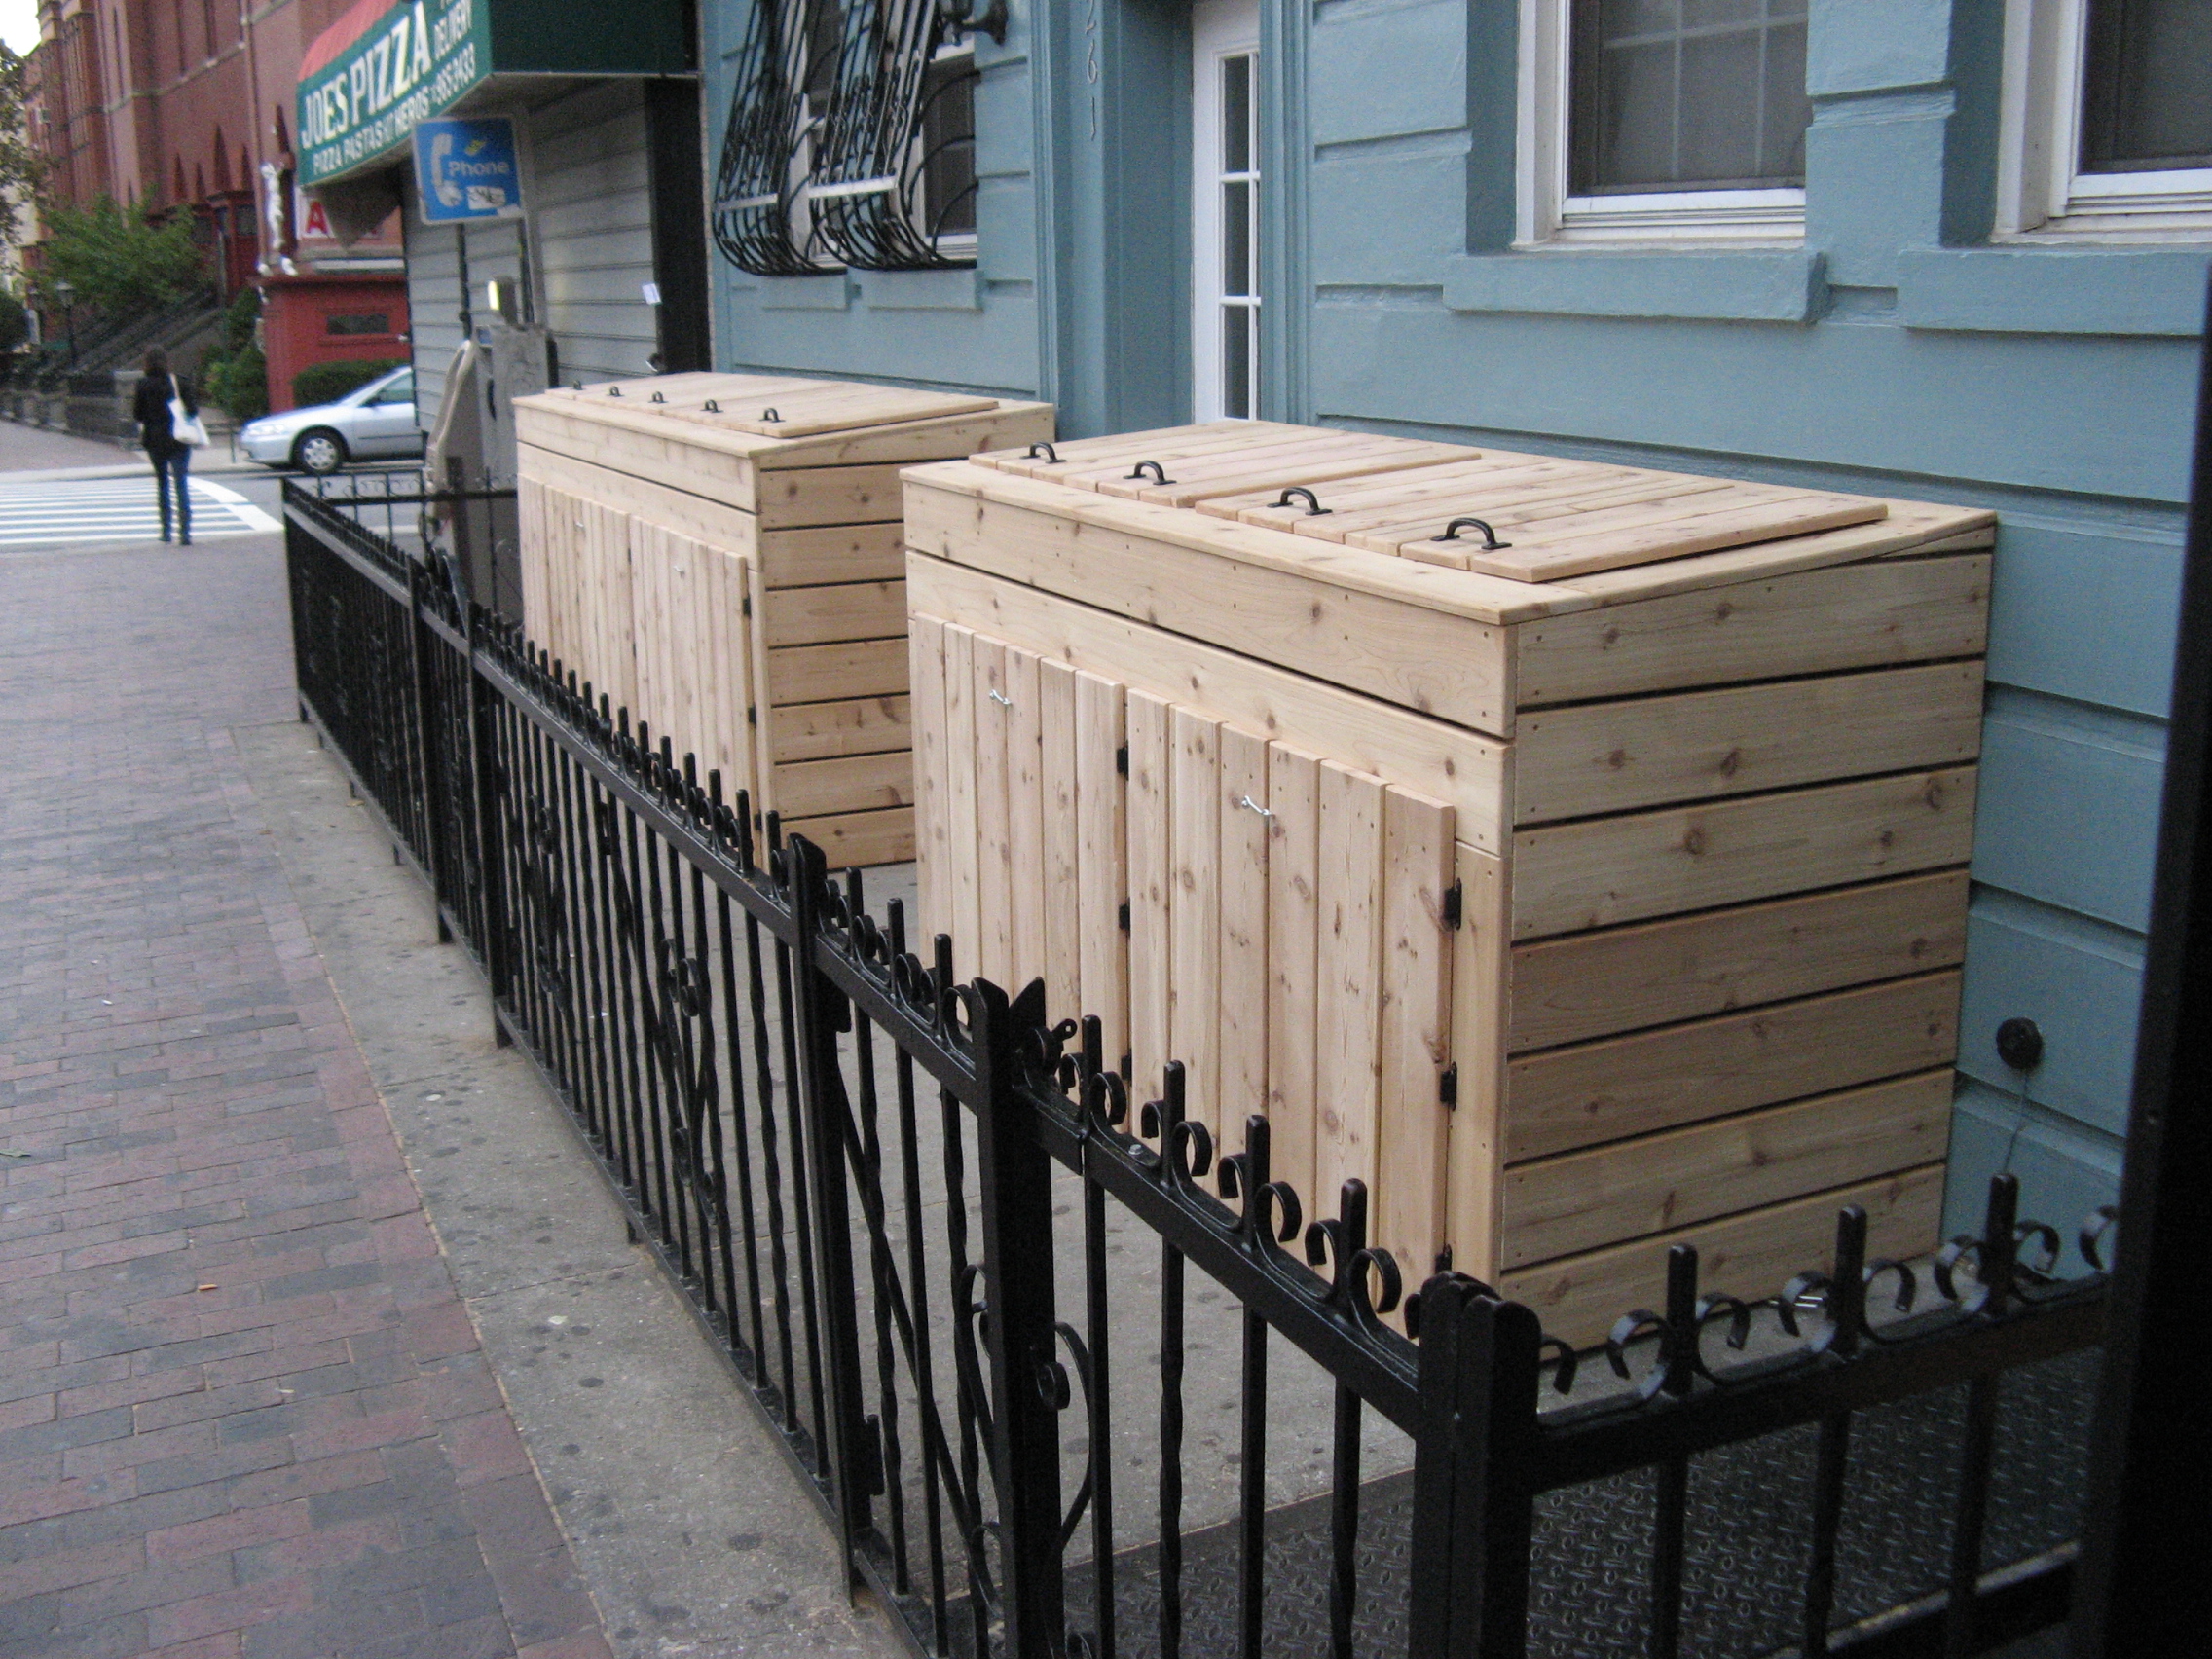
701,0,2212,1259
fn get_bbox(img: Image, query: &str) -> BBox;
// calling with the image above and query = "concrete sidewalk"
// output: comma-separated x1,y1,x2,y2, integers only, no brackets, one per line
0,420,263,485
0,532,608,1658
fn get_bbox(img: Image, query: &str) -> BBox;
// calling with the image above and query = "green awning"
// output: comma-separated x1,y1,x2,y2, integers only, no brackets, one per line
297,0,689,189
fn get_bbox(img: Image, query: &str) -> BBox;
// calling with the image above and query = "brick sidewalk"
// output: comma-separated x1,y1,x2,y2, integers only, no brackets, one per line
1,534,608,1658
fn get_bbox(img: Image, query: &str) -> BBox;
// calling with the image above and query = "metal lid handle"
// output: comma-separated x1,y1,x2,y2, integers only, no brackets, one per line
1434,516,1511,550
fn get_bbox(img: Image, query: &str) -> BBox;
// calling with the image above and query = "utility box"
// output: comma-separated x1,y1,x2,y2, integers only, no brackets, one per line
514,373,1053,867
903,422,1993,1344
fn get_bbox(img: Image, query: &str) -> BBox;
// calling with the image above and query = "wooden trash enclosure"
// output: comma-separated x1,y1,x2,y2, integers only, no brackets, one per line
514,373,1053,867
904,422,1992,1346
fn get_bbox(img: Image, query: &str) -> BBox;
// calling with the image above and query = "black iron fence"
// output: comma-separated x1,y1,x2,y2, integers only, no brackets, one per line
285,479,2112,1659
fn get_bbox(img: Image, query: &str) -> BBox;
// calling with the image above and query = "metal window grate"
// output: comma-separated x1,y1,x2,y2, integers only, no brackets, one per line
713,0,844,276
713,0,984,276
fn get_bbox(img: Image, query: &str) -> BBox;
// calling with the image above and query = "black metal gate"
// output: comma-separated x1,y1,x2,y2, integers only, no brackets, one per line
284,479,2111,1659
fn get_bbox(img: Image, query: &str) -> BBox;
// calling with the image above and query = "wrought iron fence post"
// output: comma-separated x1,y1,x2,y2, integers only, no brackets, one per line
404,560,453,944
969,977,1068,1659
466,608,513,1047
788,835,877,1581
1407,1274,1542,1659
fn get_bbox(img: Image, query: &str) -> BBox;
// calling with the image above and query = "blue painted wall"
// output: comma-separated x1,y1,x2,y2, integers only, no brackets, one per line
700,0,2209,1265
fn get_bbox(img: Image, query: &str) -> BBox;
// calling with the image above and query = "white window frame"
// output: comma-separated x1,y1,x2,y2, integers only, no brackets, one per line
1192,0,1260,423
1996,0,2212,241
1515,0,1805,249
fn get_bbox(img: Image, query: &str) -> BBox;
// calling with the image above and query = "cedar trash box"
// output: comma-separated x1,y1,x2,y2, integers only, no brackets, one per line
514,372,1053,867
903,421,1992,1345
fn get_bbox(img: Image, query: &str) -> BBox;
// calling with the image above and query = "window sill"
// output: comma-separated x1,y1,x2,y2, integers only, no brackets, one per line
755,275,853,311
1442,248,1826,322
859,268,984,311
1896,247,2211,337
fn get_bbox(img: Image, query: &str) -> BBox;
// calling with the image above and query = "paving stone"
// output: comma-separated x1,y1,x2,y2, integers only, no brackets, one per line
0,537,603,1655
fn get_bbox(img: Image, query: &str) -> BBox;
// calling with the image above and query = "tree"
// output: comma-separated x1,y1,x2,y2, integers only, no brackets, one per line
1,46,43,260
35,196,205,318
201,286,269,419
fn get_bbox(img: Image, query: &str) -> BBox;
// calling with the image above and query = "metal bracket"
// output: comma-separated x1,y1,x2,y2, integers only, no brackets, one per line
943,0,1010,46
1118,900,1131,932
1116,744,1128,777
1442,879,1463,930
1439,1063,1459,1109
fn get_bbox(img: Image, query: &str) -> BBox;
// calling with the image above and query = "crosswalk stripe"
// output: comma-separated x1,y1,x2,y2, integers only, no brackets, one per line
0,478,274,547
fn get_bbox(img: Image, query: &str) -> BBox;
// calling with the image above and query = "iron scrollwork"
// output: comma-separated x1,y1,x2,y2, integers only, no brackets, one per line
714,0,983,275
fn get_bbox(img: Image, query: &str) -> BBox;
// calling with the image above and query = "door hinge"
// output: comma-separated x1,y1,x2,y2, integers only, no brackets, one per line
1118,900,1131,932
747,705,757,726
1439,1063,1458,1109
1442,880,1464,930
1116,744,1129,777
742,595,753,617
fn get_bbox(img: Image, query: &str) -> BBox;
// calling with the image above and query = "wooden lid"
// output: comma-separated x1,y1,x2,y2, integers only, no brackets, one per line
973,423,1470,507
975,424,1891,583
541,372,1000,438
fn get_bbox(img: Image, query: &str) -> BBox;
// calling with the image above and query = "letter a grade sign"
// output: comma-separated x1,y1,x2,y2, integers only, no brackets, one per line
414,117,523,223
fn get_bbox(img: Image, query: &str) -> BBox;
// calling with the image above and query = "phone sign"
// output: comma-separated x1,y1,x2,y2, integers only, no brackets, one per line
413,117,523,223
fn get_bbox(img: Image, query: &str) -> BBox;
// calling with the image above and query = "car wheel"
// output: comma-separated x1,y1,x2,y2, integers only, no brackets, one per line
292,429,348,475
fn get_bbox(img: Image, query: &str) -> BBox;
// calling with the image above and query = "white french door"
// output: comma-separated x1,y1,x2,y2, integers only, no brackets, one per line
1192,0,1260,422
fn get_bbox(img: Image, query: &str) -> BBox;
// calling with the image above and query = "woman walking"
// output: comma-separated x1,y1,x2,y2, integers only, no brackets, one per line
132,348,199,544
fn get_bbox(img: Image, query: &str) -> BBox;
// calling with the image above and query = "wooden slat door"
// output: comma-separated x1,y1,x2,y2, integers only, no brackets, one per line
908,617,1129,1043
518,477,548,646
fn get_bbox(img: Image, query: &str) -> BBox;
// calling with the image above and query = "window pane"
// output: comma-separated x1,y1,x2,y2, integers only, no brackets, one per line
1678,26,1763,181
1223,182,1250,298
920,55,977,236
1223,54,1251,174
803,0,843,104
1571,0,1809,193
1223,308,1250,421
2082,0,2212,173
1760,16,1810,179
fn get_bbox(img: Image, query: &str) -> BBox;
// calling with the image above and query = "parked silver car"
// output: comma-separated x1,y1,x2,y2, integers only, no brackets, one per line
237,366,425,474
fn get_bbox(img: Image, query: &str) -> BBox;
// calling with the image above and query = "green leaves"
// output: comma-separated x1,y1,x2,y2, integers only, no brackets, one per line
34,195,209,319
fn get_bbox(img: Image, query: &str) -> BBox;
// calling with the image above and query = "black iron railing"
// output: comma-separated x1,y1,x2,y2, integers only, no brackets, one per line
284,479,2111,1659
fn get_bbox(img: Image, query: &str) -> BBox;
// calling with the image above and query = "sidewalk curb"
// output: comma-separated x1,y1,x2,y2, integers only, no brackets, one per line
1,459,270,484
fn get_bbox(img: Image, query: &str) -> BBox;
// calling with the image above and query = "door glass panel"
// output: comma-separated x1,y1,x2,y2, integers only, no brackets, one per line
1223,314,1250,422
1223,53,1251,173
1222,180,1250,298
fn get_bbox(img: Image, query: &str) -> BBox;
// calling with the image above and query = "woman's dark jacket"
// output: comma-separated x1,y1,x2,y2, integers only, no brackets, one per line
132,373,197,460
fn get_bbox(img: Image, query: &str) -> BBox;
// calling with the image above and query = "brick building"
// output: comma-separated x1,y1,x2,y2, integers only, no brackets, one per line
23,0,407,405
